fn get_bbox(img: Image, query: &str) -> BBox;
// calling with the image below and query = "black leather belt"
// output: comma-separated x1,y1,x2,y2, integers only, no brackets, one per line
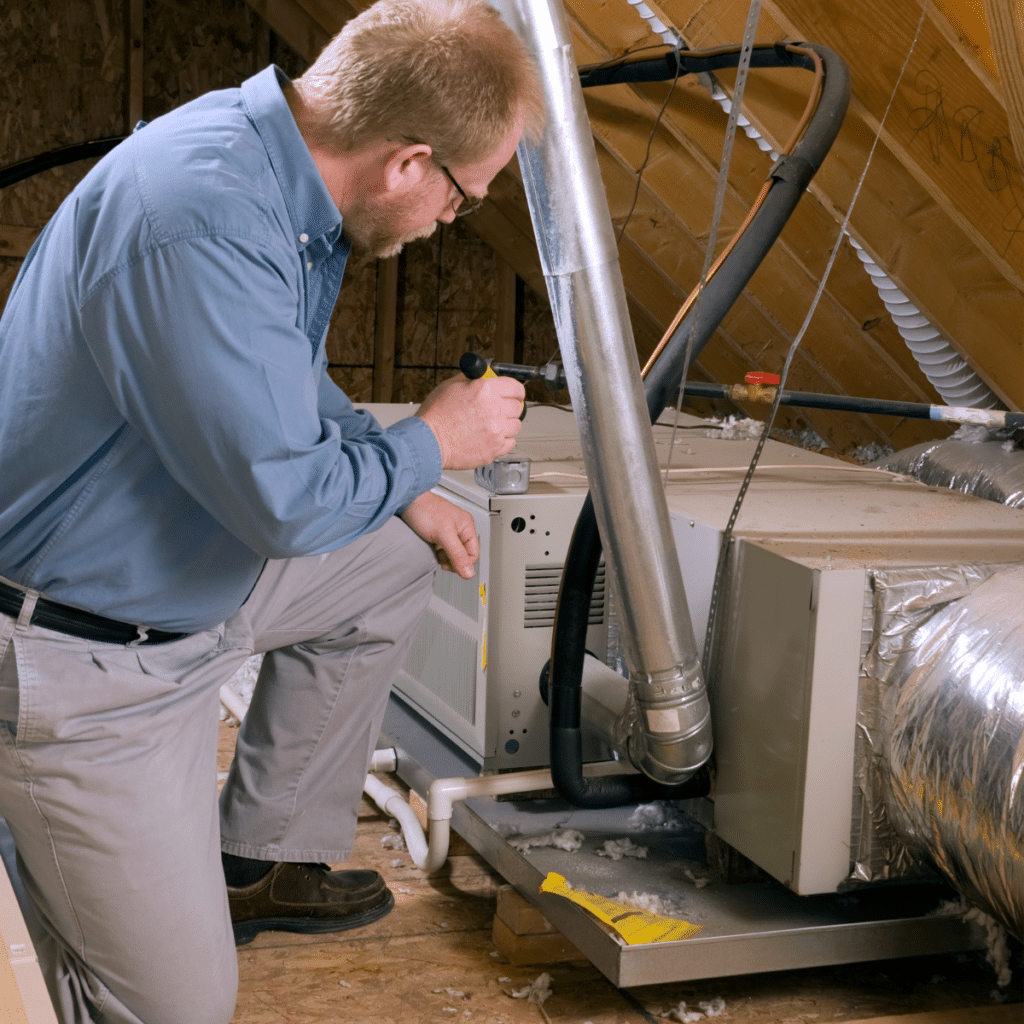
0,582,187,646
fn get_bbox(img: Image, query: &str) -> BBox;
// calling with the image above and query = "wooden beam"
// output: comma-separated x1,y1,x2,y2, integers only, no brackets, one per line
464,175,546,300
291,0,357,37
372,256,399,402
494,257,516,364
755,0,1023,292
983,0,1024,174
655,0,1022,409
254,12,271,70
128,0,144,130
238,0,331,63
933,0,999,82
0,226,40,259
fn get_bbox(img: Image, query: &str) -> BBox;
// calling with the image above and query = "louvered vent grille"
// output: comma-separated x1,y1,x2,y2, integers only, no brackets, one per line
432,564,479,620
401,608,477,724
524,563,605,629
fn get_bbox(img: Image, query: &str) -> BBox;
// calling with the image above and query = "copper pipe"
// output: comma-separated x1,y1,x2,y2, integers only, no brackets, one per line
640,44,825,379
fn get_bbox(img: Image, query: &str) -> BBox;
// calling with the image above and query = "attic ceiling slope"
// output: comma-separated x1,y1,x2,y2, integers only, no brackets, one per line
663,0,1022,409
561,4,950,453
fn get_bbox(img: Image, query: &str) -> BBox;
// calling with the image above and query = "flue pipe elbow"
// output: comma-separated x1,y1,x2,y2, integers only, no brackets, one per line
626,669,713,784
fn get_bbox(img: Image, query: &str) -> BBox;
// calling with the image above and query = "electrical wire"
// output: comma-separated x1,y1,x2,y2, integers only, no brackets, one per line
531,463,916,484
579,41,676,75
663,0,763,480
615,49,683,244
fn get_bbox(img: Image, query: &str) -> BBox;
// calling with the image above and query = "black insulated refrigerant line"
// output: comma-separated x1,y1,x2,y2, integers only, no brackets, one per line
679,381,1024,429
546,42,851,807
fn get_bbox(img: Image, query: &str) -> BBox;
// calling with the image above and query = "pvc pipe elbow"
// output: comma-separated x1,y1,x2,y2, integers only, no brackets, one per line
427,777,468,823
369,747,398,774
362,774,430,870
218,685,249,725
421,820,452,875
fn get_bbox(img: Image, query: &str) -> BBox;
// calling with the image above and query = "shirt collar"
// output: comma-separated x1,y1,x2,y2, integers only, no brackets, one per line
240,66,342,253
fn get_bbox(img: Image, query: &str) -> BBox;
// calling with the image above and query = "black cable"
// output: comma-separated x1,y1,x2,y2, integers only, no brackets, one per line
0,137,126,191
677,381,1024,427
578,42,807,89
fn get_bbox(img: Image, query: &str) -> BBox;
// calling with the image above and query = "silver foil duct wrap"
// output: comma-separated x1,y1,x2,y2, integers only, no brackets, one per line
872,436,1023,508
858,565,1023,939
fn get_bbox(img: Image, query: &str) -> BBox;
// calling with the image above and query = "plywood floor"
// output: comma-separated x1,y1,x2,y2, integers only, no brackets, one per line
217,723,1021,1024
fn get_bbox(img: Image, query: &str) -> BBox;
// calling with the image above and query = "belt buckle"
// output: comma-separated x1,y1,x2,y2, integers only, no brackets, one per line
126,627,149,648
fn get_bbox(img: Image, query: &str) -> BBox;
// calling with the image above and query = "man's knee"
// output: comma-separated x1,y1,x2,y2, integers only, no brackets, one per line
36,926,237,1024
158,970,237,1024
111,940,238,1024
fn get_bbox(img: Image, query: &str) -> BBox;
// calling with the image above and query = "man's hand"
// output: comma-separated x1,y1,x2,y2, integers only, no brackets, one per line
400,491,479,579
416,372,526,470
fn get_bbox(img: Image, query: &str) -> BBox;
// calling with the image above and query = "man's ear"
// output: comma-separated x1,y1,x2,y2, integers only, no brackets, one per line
383,143,433,195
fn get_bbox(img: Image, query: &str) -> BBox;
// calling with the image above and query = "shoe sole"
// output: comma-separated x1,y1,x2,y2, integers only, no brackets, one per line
232,890,395,946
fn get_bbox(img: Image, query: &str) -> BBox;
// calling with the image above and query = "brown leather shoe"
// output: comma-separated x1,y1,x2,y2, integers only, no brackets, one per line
228,862,394,946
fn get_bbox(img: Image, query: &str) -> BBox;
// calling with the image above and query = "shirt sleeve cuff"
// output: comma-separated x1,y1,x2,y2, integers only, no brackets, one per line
386,415,444,512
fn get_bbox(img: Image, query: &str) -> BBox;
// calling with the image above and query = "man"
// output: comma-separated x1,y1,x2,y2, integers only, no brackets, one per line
0,1,543,1021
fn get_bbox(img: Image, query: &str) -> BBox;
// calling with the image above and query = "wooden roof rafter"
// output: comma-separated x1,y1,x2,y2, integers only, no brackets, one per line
666,0,1021,409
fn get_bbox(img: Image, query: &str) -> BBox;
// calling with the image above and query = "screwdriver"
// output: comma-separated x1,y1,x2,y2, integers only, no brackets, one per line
458,351,529,419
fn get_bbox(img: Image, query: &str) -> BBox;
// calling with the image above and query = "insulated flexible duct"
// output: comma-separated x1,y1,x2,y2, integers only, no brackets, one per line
876,566,1024,939
873,437,1024,508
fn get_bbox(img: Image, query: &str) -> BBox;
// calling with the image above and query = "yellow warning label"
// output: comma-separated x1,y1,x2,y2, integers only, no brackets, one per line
540,872,702,945
479,583,486,606
482,633,487,671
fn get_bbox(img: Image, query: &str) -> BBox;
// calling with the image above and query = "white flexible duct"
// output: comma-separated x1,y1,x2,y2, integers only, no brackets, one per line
625,0,677,45
706,79,777,157
847,237,1001,409
623,0,1001,412
624,1,775,156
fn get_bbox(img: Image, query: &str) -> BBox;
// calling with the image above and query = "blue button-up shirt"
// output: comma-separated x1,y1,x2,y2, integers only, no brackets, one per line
0,67,442,632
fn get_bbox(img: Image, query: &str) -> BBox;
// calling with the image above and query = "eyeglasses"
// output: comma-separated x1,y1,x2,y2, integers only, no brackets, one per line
439,164,484,218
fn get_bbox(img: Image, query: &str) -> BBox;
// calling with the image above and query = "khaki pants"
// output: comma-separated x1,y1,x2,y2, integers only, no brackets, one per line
0,517,436,1024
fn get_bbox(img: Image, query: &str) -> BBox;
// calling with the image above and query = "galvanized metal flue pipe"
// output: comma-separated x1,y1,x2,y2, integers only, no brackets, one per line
492,0,712,786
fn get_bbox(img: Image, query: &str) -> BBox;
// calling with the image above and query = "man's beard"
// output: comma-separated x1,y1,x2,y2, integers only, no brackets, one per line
343,181,440,260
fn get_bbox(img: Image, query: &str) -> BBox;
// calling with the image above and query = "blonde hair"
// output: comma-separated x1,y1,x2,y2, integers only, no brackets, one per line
293,0,544,165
